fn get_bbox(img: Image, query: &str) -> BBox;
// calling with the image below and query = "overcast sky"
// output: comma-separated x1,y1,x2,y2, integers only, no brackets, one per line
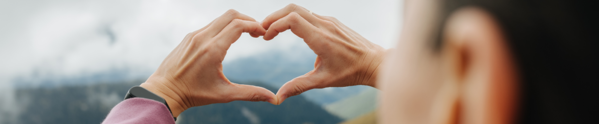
0,0,401,121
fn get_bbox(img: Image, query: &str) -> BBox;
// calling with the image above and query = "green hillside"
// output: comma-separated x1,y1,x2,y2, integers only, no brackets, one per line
324,87,379,120
341,110,377,124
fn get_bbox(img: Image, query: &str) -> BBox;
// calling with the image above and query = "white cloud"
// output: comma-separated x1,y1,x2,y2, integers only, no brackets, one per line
1,0,401,83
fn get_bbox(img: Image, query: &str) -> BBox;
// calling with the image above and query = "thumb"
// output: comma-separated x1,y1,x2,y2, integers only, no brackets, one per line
275,72,324,105
226,83,277,104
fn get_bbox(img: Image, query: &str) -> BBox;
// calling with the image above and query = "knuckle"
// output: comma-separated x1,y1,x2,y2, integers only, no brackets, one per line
190,37,201,45
287,12,301,23
186,32,197,37
291,85,305,96
288,12,300,18
326,16,338,21
287,3,299,10
249,93,260,101
226,9,239,16
321,20,338,31
231,19,245,28
191,32,207,41
320,16,340,24
322,20,335,27
188,39,198,47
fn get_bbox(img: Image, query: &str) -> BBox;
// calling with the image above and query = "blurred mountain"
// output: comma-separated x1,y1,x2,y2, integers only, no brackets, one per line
222,42,317,88
15,80,138,124
222,43,368,105
15,80,341,124
12,42,368,110
324,88,378,120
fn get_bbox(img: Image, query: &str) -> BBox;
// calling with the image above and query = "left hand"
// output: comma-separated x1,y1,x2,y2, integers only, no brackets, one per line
140,9,277,117
261,4,386,105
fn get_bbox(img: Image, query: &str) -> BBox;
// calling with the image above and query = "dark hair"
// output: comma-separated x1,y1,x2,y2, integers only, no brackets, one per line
435,0,599,123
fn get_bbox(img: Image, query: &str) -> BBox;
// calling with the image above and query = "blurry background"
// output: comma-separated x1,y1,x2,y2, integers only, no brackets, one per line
0,0,401,123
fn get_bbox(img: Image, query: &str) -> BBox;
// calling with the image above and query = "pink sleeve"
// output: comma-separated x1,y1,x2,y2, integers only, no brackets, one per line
102,98,175,124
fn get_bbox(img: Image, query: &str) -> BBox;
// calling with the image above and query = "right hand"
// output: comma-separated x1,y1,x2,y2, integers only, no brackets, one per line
141,9,276,117
261,4,386,105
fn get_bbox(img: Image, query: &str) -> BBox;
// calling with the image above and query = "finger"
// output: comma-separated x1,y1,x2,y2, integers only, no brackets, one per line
205,9,258,37
214,19,267,50
181,18,217,43
225,83,277,104
312,13,368,42
249,32,261,38
178,18,219,48
261,3,323,30
275,72,325,105
263,12,320,43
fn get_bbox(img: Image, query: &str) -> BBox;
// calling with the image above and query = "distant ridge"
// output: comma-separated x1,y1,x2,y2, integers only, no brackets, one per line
222,43,369,105
15,80,341,124
13,43,368,107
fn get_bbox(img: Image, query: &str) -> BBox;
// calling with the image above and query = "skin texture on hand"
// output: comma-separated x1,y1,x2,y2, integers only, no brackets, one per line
140,9,277,118
261,4,386,105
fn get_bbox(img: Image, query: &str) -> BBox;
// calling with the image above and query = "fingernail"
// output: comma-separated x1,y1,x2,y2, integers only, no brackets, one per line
269,97,277,105
276,96,284,105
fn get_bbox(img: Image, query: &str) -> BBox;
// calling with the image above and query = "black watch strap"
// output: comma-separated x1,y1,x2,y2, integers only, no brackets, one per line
124,86,177,121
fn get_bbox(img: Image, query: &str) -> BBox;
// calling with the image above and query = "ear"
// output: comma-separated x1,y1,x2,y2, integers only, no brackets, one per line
440,7,517,124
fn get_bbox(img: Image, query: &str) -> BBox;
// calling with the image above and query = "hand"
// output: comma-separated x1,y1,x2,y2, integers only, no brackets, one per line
140,9,277,117
262,4,386,105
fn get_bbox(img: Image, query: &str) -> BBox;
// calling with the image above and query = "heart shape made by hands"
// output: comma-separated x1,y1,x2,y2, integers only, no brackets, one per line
141,4,385,117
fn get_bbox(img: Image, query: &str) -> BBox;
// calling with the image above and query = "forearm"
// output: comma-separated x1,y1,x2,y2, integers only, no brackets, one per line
103,98,176,124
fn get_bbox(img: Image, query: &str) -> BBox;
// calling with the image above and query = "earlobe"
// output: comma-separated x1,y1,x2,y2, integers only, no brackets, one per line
441,7,517,124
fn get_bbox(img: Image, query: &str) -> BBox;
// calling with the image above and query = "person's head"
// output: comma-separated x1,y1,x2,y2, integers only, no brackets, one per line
378,0,599,124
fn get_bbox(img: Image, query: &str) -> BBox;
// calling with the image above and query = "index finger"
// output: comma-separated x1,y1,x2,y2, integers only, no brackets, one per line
261,3,323,29
204,9,258,37
214,19,267,51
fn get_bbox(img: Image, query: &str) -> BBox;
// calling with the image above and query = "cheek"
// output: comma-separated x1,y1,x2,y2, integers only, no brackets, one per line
379,0,443,122
378,44,442,124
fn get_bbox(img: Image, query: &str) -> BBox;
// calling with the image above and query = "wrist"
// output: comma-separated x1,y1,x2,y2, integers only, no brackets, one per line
364,48,387,88
140,78,188,117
